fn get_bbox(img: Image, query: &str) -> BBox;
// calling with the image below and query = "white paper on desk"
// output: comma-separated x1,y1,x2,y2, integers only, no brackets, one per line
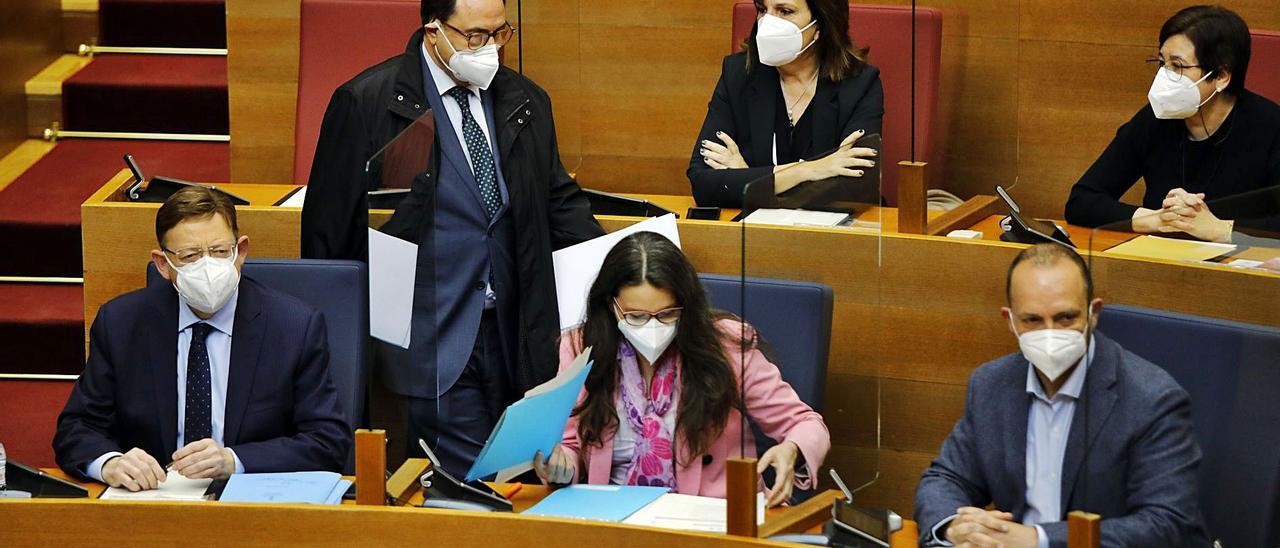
742,208,850,227
278,186,307,208
622,492,766,533
99,470,212,501
368,228,416,348
552,214,681,330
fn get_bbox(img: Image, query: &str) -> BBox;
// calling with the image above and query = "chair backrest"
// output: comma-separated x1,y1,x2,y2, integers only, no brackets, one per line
697,273,833,411
147,259,370,473
1098,304,1280,548
294,0,422,185
731,2,944,205
1251,30,1280,105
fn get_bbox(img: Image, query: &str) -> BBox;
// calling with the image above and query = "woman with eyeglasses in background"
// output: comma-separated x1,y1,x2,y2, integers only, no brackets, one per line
533,232,829,507
1065,5,1280,242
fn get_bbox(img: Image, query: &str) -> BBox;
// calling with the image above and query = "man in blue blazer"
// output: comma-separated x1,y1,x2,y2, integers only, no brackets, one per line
54,187,351,491
915,244,1208,547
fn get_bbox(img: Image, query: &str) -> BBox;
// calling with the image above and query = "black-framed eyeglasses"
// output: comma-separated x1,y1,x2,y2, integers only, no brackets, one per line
439,20,517,51
163,242,236,266
1146,57,1204,81
613,299,683,326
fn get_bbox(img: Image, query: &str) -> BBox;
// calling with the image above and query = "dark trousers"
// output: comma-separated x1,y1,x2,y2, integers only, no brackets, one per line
407,309,513,478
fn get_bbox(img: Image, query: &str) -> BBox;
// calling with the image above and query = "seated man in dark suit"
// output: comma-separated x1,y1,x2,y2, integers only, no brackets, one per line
54,187,351,491
915,243,1208,547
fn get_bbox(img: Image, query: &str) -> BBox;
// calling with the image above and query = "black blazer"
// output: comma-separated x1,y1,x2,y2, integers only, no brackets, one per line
301,29,603,396
53,277,352,479
687,51,884,208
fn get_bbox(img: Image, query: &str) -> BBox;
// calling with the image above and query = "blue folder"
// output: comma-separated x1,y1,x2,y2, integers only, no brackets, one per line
219,472,344,504
464,351,594,481
523,485,671,522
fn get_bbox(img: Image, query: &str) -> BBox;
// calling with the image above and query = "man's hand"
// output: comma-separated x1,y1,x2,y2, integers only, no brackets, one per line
170,438,236,480
945,507,1040,548
101,447,166,492
758,441,801,507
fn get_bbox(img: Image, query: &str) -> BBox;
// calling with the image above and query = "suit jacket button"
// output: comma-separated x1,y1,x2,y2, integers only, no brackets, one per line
702,455,713,465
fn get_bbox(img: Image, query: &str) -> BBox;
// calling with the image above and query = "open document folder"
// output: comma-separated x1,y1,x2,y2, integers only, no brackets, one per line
99,470,212,501
465,347,594,482
1101,235,1237,262
552,214,681,330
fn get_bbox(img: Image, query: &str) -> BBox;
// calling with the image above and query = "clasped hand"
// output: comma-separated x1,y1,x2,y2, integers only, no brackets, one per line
102,438,235,491
945,507,1039,548
1134,188,1232,242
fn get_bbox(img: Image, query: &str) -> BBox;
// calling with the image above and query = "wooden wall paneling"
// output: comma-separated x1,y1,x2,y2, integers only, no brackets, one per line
226,0,301,184
1020,0,1280,47
0,0,63,158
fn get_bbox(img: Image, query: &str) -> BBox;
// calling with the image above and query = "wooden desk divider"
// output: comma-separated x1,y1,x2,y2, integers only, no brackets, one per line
757,489,842,538
1067,511,1101,548
726,458,759,537
355,429,387,506
387,458,432,506
926,195,1002,237
896,161,929,234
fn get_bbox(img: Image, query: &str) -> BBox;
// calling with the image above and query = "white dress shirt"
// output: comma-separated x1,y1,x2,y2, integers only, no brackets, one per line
86,291,245,481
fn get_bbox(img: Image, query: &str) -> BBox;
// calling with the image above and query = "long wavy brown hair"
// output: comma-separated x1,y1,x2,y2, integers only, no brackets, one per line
571,232,743,466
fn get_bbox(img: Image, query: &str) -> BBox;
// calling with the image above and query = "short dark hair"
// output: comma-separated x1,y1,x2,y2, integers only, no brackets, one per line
155,186,239,246
1005,243,1094,305
421,0,457,25
746,0,868,82
1159,5,1251,96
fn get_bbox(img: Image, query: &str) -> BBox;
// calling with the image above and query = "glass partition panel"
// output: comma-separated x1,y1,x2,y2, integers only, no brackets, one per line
738,150,883,504
511,0,582,179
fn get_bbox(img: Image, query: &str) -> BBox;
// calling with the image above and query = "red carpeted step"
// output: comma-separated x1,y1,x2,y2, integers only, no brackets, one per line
62,54,229,135
0,283,85,376
100,0,227,49
0,140,229,278
0,379,77,468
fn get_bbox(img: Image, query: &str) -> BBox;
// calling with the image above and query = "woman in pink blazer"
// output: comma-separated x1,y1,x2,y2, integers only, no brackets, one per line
534,231,830,506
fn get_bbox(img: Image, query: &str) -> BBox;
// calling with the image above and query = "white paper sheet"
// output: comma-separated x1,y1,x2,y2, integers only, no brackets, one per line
368,228,416,348
278,186,307,208
742,208,850,227
622,492,766,533
552,215,681,330
99,470,212,501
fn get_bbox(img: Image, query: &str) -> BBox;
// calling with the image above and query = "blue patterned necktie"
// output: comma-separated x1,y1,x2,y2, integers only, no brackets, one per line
446,86,501,219
184,322,214,444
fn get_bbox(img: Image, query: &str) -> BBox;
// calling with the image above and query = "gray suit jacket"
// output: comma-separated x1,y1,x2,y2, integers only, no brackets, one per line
914,333,1209,547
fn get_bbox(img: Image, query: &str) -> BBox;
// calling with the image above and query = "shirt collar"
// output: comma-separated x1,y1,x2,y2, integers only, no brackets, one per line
421,40,479,99
1025,338,1094,402
177,287,239,336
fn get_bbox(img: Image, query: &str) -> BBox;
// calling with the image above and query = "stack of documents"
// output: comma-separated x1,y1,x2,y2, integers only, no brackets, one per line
465,349,594,482
623,493,767,533
219,471,349,505
741,209,851,227
523,485,670,522
99,470,212,501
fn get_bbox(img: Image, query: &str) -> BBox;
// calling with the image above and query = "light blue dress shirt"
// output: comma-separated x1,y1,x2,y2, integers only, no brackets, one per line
86,291,245,481
930,343,1094,548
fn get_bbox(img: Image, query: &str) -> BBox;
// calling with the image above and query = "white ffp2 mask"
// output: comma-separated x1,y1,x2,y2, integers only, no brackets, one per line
166,248,240,315
755,14,817,67
1148,67,1218,120
618,318,678,364
1011,321,1087,382
434,24,501,90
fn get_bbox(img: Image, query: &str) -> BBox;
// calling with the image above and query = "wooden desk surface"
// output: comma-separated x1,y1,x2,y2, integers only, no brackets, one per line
29,468,921,547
